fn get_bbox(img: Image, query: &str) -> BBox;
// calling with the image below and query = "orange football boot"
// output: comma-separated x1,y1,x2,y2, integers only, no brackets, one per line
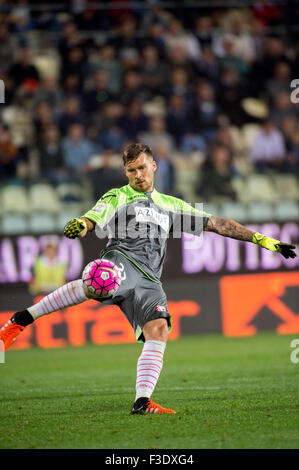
131,397,176,414
0,320,25,350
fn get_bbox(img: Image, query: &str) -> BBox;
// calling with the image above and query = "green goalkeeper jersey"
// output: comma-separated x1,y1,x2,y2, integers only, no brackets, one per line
83,184,210,282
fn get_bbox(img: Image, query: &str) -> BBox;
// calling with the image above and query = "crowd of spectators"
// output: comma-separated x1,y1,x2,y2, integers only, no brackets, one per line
0,1,299,202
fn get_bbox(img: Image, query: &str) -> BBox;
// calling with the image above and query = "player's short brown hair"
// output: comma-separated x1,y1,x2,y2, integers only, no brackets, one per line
122,142,153,166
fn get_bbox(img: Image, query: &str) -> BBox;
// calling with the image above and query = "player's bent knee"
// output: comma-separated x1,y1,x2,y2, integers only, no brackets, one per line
143,318,169,342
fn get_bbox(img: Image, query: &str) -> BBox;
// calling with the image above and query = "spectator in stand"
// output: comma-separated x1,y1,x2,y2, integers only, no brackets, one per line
270,91,298,128
61,46,87,93
249,36,289,93
34,76,63,110
218,37,249,81
87,149,127,200
164,67,194,110
166,94,191,145
280,116,299,173
118,98,148,140
164,17,201,62
120,69,149,106
33,101,55,141
141,21,167,60
193,16,214,49
8,46,40,90
140,45,168,97
267,61,292,102
90,44,122,94
38,125,65,184
58,20,86,63
111,16,140,59
250,118,287,172
217,66,250,126
83,70,114,115
58,96,85,136
190,80,219,142
214,15,256,65
62,123,95,178
139,115,175,152
0,123,19,181
196,143,237,201
0,22,17,72
152,141,176,195
194,47,220,87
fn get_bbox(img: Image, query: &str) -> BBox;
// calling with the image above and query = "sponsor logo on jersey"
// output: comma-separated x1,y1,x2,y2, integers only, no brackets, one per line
94,202,106,214
135,206,169,232
156,304,167,312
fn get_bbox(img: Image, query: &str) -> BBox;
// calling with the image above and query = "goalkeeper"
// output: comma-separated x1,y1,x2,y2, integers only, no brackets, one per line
1,143,297,415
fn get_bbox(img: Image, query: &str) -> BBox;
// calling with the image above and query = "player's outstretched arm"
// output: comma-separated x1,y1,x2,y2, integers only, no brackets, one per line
63,217,95,239
204,216,297,259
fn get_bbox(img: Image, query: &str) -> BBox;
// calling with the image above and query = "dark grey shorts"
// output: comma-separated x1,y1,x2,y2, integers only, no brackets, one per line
95,249,171,342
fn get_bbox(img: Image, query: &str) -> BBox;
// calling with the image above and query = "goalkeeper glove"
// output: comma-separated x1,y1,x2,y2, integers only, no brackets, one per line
63,218,87,239
252,232,297,259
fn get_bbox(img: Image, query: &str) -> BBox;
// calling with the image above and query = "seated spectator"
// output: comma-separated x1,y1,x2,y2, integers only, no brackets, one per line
164,17,201,62
214,16,256,65
267,61,292,102
193,16,214,49
190,80,219,142
196,143,237,201
269,91,298,128
118,98,148,140
0,123,19,181
280,116,299,173
194,47,220,87
110,16,140,57
180,133,207,157
140,45,168,96
87,149,127,200
61,46,87,92
217,66,251,126
152,141,176,195
139,115,175,152
0,22,17,72
8,46,40,90
218,37,249,81
250,119,287,172
34,101,55,140
166,94,191,144
58,21,87,63
141,21,167,60
83,70,115,114
38,125,66,184
90,44,122,94
164,67,194,110
120,69,150,106
62,123,95,177
57,96,85,136
34,76,63,110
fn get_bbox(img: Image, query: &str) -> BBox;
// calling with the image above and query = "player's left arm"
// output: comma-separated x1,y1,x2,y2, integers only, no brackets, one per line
204,216,297,259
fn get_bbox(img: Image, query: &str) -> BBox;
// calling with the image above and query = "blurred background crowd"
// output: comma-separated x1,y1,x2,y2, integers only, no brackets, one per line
1,0,299,234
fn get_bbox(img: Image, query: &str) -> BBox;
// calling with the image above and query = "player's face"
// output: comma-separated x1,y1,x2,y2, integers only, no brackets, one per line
125,153,157,192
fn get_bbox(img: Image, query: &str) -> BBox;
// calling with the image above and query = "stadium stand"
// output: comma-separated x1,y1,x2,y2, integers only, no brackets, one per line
0,1,298,233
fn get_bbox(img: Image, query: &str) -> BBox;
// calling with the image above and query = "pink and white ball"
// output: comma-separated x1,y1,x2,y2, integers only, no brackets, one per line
82,259,121,299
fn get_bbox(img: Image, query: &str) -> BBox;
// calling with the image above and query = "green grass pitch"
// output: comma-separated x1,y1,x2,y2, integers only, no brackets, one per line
0,332,298,449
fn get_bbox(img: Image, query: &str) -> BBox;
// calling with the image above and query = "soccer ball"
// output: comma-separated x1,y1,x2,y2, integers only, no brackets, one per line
82,259,121,299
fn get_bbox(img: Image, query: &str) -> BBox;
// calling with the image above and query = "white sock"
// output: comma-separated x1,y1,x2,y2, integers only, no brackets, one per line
135,340,166,401
28,280,88,320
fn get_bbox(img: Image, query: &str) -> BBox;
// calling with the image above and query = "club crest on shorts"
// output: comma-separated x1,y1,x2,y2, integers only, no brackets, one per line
156,304,167,312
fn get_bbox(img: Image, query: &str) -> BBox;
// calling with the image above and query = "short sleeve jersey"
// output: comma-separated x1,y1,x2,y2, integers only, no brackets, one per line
83,184,210,282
